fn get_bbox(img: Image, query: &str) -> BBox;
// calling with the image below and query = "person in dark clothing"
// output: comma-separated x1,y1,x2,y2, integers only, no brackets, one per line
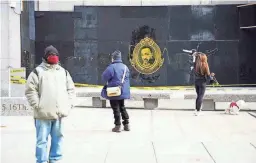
109,100,129,130
101,50,131,132
193,53,214,116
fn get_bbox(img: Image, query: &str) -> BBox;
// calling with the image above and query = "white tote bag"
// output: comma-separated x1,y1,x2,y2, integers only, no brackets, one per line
106,66,127,97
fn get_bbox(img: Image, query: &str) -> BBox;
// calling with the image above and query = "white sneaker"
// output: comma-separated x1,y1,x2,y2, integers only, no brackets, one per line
194,110,198,116
197,105,203,116
195,110,202,116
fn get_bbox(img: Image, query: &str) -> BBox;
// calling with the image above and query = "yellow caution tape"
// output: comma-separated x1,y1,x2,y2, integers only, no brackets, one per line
10,75,26,80
10,78,26,84
10,69,25,73
8,76,256,90
10,80,26,84
75,83,256,91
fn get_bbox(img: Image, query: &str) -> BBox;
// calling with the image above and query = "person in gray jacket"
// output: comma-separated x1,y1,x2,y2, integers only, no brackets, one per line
25,45,75,163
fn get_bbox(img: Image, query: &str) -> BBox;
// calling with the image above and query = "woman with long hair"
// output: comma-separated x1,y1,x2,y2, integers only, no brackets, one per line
194,53,214,116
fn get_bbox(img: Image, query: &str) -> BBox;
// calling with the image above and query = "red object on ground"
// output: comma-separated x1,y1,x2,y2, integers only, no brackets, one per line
230,101,239,109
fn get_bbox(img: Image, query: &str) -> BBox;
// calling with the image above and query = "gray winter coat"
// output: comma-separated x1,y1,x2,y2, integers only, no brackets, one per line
25,61,75,119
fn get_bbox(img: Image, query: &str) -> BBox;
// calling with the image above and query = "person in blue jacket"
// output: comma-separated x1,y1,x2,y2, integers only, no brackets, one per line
101,50,131,132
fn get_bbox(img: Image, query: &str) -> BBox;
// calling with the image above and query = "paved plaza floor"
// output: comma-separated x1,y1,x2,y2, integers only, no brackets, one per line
1,108,256,163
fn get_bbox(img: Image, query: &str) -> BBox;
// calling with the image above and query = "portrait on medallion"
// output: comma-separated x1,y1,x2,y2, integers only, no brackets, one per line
139,47,155,68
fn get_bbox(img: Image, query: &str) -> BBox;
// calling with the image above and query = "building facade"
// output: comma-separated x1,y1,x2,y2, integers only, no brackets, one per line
1,0,256,87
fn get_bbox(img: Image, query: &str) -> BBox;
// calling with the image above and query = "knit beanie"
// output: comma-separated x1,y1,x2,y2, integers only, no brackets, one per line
111,50,122,61
44,45,59,60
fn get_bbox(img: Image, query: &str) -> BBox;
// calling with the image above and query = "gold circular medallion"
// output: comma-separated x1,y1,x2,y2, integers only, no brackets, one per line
130,37,164,74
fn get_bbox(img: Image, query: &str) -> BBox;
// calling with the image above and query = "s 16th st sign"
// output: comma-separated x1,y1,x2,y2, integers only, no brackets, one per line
1,98,33,116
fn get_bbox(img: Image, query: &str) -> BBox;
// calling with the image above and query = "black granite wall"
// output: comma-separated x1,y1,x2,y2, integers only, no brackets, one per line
34,5,252,86
35,12,78,66
238,5,256,84
21,1,35,77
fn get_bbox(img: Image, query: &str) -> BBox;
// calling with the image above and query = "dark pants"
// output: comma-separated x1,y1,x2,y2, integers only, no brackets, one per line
195,80,206,111
110,100,129,126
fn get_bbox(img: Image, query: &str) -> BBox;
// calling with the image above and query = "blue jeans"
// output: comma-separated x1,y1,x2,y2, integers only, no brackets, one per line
35,119,64,163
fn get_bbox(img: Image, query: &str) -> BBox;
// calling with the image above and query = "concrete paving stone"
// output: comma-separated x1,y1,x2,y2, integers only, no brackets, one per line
151,110,186,141
153,142,214,163
108,109,153,142
167,111,220,142
0,116,35,131
62,140,111,163
1,130,112,163
209,113,256,142
1,109,256,163
151,111,256,142
62,108,117,132
203,142,256,163
105,141,156,163
248,112,256,118
1,132,36,163
250,142,256,149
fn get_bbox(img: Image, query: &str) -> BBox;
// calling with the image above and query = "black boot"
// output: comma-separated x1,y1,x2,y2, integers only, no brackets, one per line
123,124,130,131
112,125,121,132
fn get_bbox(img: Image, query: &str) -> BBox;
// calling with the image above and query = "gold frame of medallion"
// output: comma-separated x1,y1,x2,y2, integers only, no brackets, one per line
130,37,164,75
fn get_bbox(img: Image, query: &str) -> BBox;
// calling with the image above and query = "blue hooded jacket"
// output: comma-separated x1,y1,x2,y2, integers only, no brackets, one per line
101,59,130,100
